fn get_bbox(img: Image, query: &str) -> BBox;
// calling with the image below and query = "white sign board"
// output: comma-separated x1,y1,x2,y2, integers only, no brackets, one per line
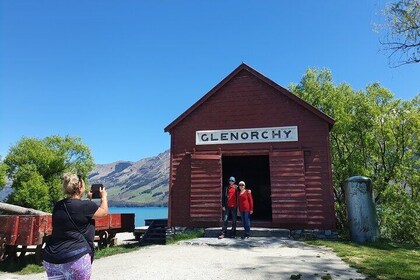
196,126,298,145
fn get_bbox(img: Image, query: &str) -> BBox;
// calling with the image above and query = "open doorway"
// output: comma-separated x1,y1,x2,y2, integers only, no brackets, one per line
222,155,272,221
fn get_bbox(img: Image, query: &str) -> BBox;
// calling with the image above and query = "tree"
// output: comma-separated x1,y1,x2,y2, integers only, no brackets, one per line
290,69,376,228
380,0,420,66
290,69,420,243
0,156,7,188
2,136,94,212
365,85,420,201
7,164,51,211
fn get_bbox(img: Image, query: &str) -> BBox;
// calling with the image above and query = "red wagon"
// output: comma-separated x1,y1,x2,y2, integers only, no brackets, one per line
94,213,135,248
0,214,52,263
0,213,135,263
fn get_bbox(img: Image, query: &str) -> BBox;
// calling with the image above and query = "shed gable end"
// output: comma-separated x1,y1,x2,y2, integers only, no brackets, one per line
165,64,334,133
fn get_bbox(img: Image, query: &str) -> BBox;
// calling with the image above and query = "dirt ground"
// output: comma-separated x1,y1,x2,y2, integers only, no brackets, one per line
0,234,365,280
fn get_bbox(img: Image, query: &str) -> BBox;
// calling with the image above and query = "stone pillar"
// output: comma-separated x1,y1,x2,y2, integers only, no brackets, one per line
343,176,379,243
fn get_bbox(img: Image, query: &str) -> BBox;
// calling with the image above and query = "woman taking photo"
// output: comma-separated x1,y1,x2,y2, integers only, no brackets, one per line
43,173,108,280
238,181,253,239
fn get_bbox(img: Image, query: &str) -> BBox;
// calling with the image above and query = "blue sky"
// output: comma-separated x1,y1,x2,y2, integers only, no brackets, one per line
1,1,419,164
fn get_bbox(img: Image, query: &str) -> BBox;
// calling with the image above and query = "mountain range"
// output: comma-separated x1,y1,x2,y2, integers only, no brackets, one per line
0,150,170,207
88,150,170,207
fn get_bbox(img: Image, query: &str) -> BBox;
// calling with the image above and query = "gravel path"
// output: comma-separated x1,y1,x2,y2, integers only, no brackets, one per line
0,237,365,280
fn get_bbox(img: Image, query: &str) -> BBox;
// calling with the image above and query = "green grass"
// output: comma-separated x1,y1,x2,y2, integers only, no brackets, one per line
306,239,420,280
94,243,142,259
167,229,205,244
0,255,45,274
0,232,204,275
20,263,44,274
0,244,144,275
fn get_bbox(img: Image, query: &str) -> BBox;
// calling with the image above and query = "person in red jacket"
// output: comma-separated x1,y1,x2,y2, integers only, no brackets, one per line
218,176,238,239
238,181,253,239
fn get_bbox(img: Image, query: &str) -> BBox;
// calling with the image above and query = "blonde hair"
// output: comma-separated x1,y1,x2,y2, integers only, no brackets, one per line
62,173,83,196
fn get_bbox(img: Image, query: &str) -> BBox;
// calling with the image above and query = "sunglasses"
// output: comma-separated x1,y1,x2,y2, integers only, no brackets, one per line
239,184,244,186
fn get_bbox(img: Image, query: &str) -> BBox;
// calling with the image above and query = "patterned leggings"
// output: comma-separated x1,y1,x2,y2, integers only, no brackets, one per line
43,253,92,280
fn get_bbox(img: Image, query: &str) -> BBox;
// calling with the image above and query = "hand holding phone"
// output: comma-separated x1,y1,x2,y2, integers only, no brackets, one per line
90,184,103,199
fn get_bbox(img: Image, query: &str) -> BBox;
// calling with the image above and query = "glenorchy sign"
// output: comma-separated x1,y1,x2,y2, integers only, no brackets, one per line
196,126,298,145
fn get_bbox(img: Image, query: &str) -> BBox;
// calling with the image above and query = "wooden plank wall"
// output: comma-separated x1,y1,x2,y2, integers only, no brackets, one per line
167,69,335,229
304,150,335,229
190,154,222,221
168,152,191,226
270,151,308,224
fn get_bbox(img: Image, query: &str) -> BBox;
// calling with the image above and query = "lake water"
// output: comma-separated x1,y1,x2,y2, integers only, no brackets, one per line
108,206,168,227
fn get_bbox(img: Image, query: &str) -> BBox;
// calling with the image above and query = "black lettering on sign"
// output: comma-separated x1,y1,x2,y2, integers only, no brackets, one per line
211,134,218,141
221,133,228,141
251,131,259,139
262,131,268,139
201,134,208,141
241,132,249,140
272,130,281,139
230,132,239,140
283,130,292,138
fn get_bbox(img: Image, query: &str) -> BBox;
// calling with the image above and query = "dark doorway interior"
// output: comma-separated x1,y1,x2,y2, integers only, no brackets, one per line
222,155,272,221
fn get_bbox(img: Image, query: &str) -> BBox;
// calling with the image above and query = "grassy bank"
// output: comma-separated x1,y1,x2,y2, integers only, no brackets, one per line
95,243,143,259
306,239,420,280
0,244,144,275
0,231,203,275
0,256,45,275
167,229,205,244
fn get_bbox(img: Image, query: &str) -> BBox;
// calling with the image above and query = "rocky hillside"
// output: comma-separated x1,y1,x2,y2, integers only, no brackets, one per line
0,150,170,207
88,150,170,207
0,181,12,202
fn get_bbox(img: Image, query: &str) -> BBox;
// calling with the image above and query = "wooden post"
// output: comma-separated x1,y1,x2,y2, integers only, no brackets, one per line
0,202,50,215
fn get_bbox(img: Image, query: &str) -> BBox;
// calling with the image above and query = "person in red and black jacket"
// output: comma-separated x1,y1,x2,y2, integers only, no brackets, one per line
238,181,253,239
218,176,238,239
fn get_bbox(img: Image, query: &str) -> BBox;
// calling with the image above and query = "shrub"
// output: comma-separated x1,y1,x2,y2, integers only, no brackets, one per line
378,187,420,244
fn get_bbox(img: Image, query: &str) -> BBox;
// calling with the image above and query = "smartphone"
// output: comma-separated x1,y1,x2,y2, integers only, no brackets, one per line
91,184,103,199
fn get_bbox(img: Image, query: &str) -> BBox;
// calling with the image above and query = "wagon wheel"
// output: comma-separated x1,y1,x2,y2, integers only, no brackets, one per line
0,237,7,262
3,245,18,263
34,244,43,264
98,231,109,249
108,233,117,247
34,237,49,264
17,245,27,260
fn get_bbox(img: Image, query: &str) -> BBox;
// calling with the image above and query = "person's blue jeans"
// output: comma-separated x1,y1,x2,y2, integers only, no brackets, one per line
240,211,251,237
221,207,237,236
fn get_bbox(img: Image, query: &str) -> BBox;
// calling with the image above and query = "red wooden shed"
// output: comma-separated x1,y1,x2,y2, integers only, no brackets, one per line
164,63,336,230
